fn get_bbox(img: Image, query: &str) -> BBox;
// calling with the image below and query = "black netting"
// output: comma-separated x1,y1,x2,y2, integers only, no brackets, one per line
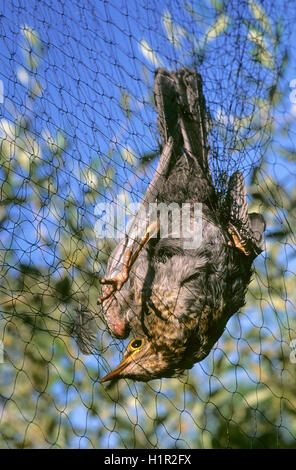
0,0,295,449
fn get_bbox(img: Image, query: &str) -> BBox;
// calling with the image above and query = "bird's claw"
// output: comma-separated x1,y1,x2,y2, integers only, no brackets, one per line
228,223,251,256
97,221,160,305
97,250,132,304
97,284,117,305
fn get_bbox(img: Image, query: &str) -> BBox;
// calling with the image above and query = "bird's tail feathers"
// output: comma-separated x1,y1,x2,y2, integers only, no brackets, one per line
154,67,210,173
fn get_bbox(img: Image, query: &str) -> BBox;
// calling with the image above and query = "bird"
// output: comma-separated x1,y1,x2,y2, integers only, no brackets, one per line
96,67,265,383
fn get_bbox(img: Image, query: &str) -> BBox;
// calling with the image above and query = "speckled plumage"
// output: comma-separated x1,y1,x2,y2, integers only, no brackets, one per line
97,68,265,382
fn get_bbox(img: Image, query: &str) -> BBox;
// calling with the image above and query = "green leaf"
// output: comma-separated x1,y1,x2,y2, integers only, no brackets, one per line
84,168,99,189
251,45,274,69
247,27,275,69
162,10,186,48
21,25,40,48
249,0,272,34
120,91,132,119
121,146,136,166
205,14,230,41
139,39,163,67
24,51,40,71
209,0,225,11
101,166,114,188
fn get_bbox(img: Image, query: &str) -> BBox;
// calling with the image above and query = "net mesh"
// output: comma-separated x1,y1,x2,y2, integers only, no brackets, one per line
0,0,295,448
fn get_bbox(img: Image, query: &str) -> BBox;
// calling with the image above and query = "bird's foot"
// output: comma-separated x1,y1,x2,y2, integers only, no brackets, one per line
97,221,159,305
97,249,132,304
227,223,251,256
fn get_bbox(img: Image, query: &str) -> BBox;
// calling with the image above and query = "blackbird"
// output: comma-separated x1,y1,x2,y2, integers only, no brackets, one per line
96,67,265,382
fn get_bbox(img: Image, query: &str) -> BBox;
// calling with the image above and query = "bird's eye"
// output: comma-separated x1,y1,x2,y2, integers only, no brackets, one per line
129,338,143,350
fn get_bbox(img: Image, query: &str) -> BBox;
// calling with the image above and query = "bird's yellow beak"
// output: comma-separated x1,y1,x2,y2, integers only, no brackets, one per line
100,351,135,383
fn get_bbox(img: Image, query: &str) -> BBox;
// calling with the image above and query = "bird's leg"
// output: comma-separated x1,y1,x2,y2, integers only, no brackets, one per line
97,137,174,307
100,249,132,289
97,250,132,305
97,221,159,304
227,222,251,256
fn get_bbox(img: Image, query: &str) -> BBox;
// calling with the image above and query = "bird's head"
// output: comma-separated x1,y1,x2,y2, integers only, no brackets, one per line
100,336,178,383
